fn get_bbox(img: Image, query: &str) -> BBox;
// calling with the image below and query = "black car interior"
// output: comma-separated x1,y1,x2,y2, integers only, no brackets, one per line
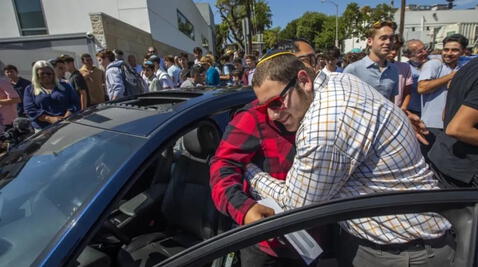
71,120,232,267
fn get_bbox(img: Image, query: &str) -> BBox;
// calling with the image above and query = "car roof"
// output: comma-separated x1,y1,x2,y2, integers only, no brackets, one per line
68,88,253,137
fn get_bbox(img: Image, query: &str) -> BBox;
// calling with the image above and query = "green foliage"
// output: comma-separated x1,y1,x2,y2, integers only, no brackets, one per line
341,2,397,41
278,19,298,40
215,0,272,50
263,27,281,49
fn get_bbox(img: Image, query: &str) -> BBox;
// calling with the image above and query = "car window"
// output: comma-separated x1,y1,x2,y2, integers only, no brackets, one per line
0,123,145,266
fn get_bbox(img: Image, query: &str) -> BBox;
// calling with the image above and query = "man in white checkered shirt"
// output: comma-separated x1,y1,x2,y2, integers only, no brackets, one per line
245,51,455,266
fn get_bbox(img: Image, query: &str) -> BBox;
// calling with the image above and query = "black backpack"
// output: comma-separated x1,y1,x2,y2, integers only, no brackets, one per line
119,63,146,97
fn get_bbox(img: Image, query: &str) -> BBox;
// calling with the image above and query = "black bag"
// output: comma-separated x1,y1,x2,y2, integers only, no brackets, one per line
120,63,146,96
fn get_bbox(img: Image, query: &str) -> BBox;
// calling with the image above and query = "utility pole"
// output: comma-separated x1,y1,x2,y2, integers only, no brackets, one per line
245,0,253,54
398,0,406,60
321,0,339,48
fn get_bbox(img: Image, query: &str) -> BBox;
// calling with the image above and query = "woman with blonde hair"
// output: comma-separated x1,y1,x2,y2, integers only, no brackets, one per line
23,60,80,129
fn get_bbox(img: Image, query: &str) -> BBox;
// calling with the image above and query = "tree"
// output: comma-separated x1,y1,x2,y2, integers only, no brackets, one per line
278,18,298,40
215,0,272,50
263,27,280,50
341,2,397,41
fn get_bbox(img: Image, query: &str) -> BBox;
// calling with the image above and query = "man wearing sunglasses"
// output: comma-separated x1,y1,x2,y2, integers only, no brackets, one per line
210,39,321,266
245,52,454,267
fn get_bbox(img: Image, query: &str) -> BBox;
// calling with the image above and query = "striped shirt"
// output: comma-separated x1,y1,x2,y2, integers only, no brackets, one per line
246,71,451,244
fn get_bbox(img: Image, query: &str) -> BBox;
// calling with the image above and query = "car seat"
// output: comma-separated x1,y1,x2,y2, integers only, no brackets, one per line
117,121,221,267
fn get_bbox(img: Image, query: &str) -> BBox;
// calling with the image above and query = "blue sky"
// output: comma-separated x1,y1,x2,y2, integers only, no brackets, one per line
194,0,478,29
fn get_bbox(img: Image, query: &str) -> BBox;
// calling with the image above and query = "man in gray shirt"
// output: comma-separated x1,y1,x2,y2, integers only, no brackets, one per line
417,34,467,156
344,21,398,101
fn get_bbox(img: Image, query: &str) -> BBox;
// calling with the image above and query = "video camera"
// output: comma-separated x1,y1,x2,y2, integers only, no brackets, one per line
0,118,34,146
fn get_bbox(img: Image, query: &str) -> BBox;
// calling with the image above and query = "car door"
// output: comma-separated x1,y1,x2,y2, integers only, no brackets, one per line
156,189,478,267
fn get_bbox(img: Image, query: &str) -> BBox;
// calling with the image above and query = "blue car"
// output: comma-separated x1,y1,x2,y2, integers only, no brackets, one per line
0,88,477,267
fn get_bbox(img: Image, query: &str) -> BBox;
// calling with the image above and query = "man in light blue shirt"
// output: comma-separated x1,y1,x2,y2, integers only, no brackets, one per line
417,34,467,155
164,55,182,87
344,21,398,100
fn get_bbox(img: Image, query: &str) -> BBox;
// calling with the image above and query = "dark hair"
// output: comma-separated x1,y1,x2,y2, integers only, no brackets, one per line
193,47,202,54
231,70,242,77
325,47,341,60
275,38,314,53
61,54,74,63
180,52,189,59
96,50,116,61
49,57,65,67
245,55,257,61
80,53,92,62
233,58,243,64
3,64,18,72
190,64,205,77
443,34,469,49
143,63,155,71
392,34,405,50
252,51,313,88
366,20,396,38
164,55,175,63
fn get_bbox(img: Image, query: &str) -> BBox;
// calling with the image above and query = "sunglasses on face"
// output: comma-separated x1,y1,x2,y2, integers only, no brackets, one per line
38,72,54,76
297,54,317,68
260,77,297,112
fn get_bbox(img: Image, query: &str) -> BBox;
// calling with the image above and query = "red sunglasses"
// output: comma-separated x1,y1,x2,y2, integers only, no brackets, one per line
258,77,297,112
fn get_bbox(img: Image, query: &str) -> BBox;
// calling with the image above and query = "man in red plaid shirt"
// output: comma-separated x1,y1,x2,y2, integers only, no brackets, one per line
210,39,318,266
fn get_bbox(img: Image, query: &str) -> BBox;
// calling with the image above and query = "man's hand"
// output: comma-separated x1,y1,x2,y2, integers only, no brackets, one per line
405,110,429,145
243,203,275,224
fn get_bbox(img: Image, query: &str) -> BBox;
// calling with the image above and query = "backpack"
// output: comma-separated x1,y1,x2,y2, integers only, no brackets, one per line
119,63,147,96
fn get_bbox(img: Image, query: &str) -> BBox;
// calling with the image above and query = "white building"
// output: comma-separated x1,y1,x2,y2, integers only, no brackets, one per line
393,5,478,49
0,0,215,55
343,5,478,53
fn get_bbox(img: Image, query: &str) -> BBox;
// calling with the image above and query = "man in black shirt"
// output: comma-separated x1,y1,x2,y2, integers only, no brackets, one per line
429,57,478,187
62,55,90,109
3,64,31,117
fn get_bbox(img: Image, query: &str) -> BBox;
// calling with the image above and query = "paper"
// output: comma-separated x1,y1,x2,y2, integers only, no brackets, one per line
258,198,323,264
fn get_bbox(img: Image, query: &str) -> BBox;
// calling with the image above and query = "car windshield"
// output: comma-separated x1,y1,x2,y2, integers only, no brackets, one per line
0,122,145,266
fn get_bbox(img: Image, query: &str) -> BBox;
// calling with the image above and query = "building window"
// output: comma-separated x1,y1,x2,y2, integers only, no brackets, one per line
12,0,48,36
426,26,430,31
177,10,195,40
412,27,415,31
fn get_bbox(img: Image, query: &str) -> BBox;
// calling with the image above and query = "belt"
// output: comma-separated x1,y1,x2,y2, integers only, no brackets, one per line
345,230,454,254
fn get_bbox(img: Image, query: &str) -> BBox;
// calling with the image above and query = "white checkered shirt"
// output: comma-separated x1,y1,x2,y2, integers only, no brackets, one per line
246,71,451,244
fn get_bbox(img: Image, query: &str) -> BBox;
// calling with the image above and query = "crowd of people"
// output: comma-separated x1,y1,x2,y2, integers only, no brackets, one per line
0,17,476,266
210,21,477,267
0,45,263,132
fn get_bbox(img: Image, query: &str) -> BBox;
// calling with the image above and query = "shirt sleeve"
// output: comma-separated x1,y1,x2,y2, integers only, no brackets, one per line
72,74,88,92
405,65,414,87
210,109,262,225
343,63,355,75
0,79,20,99
65,83,80,112
463,79,478,110
247,140,355,210
23,85,44,121
418,60,440,82
106,68,125,99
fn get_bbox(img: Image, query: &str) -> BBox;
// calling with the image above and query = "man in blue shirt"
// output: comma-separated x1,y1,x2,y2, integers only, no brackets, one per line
402,39,429,116
344,21,398,101
417,34,467,155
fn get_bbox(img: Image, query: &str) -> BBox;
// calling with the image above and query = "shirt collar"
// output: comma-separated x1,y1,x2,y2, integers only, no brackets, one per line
363,55,389,69
314,70,329,91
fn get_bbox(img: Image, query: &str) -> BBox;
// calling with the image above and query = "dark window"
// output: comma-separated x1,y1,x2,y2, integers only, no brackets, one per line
177,10,195,40
12,0,47,36
412,27,416,32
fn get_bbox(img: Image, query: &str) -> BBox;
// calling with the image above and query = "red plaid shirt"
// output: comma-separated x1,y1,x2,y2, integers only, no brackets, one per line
210,100,295,256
